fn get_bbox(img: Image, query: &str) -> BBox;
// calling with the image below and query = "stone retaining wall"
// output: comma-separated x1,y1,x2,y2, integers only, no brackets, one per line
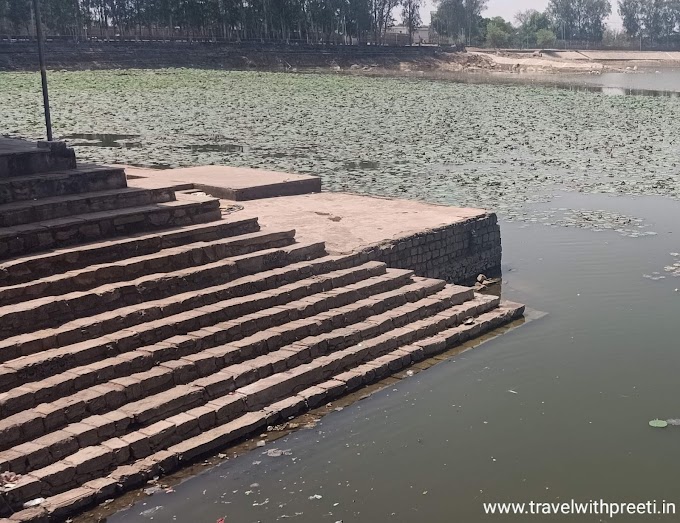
0,41,440,71
358,213,501,286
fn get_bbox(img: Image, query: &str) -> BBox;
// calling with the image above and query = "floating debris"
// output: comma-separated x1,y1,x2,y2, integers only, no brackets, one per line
649,255,680,282
265,448,293,458
140,506,163,517
268,422,300,432
508,208,656,238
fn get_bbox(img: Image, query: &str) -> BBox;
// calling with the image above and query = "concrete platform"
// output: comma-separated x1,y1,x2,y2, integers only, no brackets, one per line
236,192,501,285
126,164,502,285
237,192,486,253
125,165,321,201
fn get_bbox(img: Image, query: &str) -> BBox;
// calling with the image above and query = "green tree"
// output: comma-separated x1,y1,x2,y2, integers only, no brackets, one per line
583,0,612,40
619,0,643,37
659,0,680,44
536,27,557,46
0,0,8,33
464,0,488,44
431,0,466,40
371,0,400,43
6,0,31,33
347,0,373,43
549,0,611,41
485,16,512,47
43,0,80,35
401,0,422,44
515,9,552,47
640,0,664,43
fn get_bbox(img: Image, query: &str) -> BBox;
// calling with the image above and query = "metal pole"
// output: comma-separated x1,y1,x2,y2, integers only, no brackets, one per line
32,0,53,141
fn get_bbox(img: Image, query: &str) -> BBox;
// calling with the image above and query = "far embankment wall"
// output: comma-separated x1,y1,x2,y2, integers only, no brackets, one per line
0,41,441,71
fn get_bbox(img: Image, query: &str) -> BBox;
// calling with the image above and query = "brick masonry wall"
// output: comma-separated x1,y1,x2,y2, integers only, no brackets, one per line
357,213,502,286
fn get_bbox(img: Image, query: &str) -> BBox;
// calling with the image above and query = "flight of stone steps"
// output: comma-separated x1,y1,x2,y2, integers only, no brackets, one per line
0,139,523,522
0,139,221,259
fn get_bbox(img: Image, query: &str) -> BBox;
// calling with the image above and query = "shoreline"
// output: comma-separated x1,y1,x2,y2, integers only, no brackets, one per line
5,60,680,100
2,40,679,77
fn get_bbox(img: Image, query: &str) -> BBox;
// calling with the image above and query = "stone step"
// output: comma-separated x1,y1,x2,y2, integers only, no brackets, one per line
291,301,526,407
234,292,499,412
0,252,360,365
0,301,524,513
0,198,222,261
167,303,524,460
0,218,261,287
0,270,430,452
0,229,298,306
0,278,453,480
0,140,76,178
0,241,327,340
0,165,127,206
0,261,389,398
0,186,176,228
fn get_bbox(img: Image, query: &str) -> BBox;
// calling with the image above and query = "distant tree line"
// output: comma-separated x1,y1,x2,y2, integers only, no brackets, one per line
436,0,680,48
0,0,427,43
618,0,680,45
432,0,614,47
4,0,680,49
430,0,486,45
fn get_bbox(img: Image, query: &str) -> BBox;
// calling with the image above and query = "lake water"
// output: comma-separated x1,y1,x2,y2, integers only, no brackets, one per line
483,69,680,98
577,69,680,96
2,68,679,522
3,68,680,217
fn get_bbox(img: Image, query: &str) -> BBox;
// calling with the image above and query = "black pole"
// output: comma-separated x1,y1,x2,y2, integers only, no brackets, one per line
32,0,53,142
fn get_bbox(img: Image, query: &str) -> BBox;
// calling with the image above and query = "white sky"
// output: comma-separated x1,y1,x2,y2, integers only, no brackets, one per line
418,0,623,29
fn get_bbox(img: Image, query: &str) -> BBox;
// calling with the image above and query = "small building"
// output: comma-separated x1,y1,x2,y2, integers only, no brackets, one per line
386,25,431,45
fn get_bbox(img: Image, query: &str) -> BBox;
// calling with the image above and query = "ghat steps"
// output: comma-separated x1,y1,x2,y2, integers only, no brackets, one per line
0,139,523,522
0,139,221,259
